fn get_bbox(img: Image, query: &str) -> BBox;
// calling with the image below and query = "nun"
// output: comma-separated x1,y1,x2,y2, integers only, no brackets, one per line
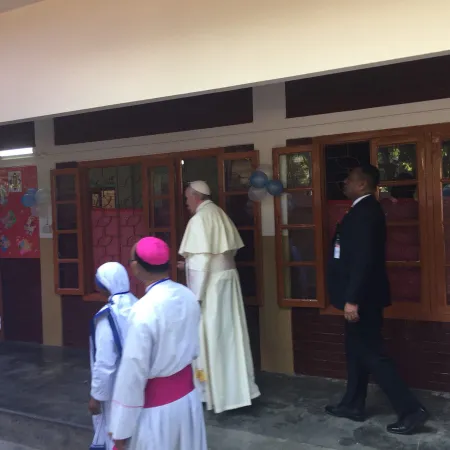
88,262,138,450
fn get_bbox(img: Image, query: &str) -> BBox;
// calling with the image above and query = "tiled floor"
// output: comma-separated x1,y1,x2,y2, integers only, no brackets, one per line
0,342,449,449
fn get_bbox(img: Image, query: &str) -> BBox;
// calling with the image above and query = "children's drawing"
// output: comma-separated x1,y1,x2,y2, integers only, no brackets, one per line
17,238,32,255
0,211,16,230
8,171,22,193
24,216,37,236
0,235,10,252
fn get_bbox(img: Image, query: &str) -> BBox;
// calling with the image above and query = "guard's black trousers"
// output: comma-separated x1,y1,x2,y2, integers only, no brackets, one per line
340,306,421,418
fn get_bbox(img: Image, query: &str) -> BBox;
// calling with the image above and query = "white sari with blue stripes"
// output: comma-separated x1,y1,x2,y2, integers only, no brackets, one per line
89,262,138,450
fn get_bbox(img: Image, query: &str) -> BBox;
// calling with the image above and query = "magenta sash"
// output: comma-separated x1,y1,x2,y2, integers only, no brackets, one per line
143,365,194,408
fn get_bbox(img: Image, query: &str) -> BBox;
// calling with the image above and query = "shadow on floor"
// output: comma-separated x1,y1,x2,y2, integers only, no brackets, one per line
0,342,448,449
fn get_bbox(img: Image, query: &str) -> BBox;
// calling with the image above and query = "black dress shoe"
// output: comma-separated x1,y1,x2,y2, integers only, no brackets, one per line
387,407,430,435
325,404,365,422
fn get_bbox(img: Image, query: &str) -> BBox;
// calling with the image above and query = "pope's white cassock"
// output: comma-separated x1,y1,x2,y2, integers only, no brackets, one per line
179,184,261,414
90,262,138,450
109,278,207,450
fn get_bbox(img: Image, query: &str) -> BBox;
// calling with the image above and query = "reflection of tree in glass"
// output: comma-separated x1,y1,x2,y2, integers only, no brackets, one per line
442,141,450,179
287,153,311,188
377,144,416,181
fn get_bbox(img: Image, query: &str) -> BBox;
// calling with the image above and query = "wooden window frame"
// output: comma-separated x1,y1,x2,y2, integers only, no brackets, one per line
273,123,450,322
430,128,450,317
52,149,263,306
51,168,86,295
142,157,178,281
273,144,326,308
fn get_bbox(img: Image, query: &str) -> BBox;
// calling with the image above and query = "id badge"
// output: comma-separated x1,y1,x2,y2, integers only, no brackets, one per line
333,243,340,259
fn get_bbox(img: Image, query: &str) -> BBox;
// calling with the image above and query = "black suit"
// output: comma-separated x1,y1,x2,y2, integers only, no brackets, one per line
327,195,420,417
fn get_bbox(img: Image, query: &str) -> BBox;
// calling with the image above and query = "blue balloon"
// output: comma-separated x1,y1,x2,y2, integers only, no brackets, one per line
267,179,284,196
249,170,269,189
21,193,36,208
27,188,37,195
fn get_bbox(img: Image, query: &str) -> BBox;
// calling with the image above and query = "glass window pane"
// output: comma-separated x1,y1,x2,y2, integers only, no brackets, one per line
379,185,418,221
442,184,450,220
377,143,417,182
55,175,76,201
154,231,170,245
444,225,450,264
386,226,420,262
324,141,371,200
281,191,313,225
235,230,255,262
182,157,219,204
57,234,78,259
153,199,171,228
224,159,253,191
446,268,450,306
282,229,315,263
237,266,256,297
89,165,142,209
442,140,450,179
279,153,312,188
226,195,255,227
284,266,316,299
56,203,77,230
388,267,421,303
150,166,170,196
58,263,79,289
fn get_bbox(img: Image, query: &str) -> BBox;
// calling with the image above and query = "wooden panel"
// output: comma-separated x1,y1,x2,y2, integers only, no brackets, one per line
292,308,450,392
62,296,102,347
1,259,42,344
286,55,450,118
0,121,35,151
54,89,253,145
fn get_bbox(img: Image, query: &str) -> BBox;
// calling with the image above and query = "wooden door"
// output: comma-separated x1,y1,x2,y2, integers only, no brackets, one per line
370,135,431,318
142,158,178,280
219,151,262,305
176,148,263,305
272,145,326,308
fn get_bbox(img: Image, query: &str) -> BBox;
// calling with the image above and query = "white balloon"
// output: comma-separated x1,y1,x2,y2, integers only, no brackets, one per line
248,187,268,202
36,204,48,218
35,188,50,205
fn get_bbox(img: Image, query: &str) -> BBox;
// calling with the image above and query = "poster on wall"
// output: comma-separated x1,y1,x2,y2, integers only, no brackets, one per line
0,166,40,259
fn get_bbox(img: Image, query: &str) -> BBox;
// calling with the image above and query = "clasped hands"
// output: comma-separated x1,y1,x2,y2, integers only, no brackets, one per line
344,302,359,322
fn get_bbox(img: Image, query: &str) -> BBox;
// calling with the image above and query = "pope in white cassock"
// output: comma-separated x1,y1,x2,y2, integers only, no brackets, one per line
178,180,260,414
89,262,138,450
109,237,207,450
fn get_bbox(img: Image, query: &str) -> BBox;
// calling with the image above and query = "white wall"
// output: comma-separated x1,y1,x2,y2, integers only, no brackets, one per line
1,0,450,122
4,83,450,238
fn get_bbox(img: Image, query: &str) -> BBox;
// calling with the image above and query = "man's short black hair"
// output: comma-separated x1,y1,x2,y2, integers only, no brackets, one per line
358,164,380,190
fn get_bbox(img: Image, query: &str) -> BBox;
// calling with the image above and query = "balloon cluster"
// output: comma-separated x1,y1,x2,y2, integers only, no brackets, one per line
21,188,50,218
248,166,284,202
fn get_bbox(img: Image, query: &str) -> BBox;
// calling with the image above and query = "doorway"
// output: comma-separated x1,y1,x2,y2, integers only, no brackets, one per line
143,147,262,367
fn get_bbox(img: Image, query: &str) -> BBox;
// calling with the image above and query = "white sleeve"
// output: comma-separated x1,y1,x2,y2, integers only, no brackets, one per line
186,253,212,302
90,318,118,402
109,309,152,441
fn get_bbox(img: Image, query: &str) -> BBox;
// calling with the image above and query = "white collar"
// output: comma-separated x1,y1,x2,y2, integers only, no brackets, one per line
352,194,371,207
196,200,212,213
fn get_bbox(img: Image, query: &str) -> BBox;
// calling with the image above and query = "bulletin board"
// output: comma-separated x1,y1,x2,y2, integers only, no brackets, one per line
0,166,40,258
